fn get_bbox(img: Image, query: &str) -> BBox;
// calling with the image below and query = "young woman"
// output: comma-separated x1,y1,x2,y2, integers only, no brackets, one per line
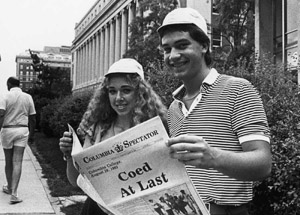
59,58,167,214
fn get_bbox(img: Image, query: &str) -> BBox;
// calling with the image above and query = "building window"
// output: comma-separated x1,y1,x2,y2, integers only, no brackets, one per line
212,28,222,50
212,0,219,14
274,0,298,69
20,65,23,69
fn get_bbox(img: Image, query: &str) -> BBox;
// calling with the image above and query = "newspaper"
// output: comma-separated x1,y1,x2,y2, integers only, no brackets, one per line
69,116,210,215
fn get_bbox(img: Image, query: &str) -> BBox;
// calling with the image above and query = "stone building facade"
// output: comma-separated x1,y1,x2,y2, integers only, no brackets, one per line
71,0,139,93
72,0,300,93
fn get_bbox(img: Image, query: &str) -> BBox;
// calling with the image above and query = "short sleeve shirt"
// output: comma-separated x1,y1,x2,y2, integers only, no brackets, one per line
0,87,36,126
167,69,270,205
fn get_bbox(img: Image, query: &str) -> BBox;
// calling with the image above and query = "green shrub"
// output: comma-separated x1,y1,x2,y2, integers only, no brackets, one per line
50,91,93,137
145,61,181,107
40,98,64,137
39,90,93,138
216,54,300,214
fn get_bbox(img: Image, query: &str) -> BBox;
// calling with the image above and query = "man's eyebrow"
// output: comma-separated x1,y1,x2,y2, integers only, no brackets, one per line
121,85,134,88
162,39,190,47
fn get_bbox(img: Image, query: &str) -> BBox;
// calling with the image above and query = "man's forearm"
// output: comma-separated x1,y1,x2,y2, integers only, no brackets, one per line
213,141,272,181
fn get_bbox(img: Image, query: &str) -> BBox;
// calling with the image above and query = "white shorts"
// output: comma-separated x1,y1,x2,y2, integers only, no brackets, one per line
0,127,29,149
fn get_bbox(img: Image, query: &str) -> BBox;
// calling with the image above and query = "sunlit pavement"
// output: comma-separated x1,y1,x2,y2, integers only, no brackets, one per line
0,145,61,214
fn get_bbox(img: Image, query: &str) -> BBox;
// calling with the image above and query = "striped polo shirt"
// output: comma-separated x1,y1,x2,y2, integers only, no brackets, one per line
167,69,270,205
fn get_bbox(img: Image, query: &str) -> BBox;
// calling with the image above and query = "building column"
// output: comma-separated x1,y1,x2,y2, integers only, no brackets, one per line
80,45,84,85
128,2,136,25
88,38,92,83
78,46,81,85
82,41,88,84
95,31,100,80
74,49,78,88
109,19,116,66
92,34,97,80
83,42,86,84
86,40,90,83
90,38,94,82
115,13,121,61
128,2,136,41
100,28,105,77
104,24,110,73
121,9,128,57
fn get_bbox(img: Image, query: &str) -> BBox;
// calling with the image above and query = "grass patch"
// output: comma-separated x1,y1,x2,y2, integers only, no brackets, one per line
60,202,85,215
29,132,85,214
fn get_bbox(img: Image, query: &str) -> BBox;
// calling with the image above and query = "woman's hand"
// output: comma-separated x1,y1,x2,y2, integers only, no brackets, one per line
59,131,80,186
59,131,73,159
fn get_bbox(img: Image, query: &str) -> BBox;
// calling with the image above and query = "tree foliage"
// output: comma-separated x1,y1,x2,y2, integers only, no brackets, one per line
213,0,255,67
216,54,300,214
124,0,181,106
28,51,72,130
124,0,177,67
28,49,72,98
35,65,72,98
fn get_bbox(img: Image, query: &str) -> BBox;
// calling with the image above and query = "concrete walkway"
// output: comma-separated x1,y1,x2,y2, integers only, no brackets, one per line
0,145,64,214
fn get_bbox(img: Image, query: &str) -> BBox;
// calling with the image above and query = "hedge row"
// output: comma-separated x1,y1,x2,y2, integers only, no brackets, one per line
39,90,93,138
217,55,300,214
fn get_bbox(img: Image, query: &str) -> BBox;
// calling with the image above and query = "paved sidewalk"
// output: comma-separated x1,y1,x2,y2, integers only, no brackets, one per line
0,145,63,214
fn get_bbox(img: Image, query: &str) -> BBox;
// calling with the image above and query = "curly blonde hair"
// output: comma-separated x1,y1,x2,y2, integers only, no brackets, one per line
78,73,167,138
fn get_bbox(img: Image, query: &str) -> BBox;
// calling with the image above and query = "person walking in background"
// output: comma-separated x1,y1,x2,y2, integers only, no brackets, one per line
0,77,36,204
59,58,167,214
158,8,271,215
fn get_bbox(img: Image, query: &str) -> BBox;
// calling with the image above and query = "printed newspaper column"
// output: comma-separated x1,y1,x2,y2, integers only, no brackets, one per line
68,124,117,214
70,117,210,215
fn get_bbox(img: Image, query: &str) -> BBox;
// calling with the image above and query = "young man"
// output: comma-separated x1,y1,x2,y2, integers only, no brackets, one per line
0,77,36,204
158,8,271,215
